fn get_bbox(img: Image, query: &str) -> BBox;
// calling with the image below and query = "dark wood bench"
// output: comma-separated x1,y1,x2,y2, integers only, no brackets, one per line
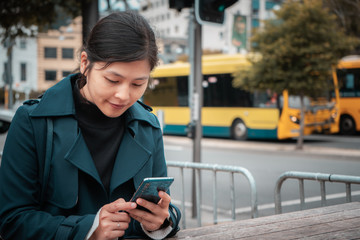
168,202,360,239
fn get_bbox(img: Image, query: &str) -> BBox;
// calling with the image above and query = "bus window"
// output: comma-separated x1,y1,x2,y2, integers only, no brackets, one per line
203,74,252,107
253,90,278,108
337,68,360,97
144,76,188,106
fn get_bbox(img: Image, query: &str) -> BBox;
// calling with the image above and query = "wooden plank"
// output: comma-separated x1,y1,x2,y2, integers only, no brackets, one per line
304,228,360,240
172,209,360,240
241,217,360,240
170,202,360,240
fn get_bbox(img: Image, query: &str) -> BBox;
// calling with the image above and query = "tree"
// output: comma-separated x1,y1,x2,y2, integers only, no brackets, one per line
233,0,359,149
323,0,360,45
0,0,101,48
0,0,98,108
0,1,80,43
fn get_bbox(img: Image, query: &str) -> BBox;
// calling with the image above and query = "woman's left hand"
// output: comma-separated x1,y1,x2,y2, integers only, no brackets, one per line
128,191,171,232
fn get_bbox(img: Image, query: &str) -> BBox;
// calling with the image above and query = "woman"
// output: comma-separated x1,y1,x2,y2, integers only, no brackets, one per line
0,11,180,240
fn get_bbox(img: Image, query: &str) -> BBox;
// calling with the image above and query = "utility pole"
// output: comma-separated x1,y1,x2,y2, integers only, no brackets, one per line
5,38,14,109
174,0,238,224
81,0,99,43
188,7,203,220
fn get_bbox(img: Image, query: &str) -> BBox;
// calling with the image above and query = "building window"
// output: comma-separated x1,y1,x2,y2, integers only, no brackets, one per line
45,70,57,81
62,48,74,59
20,39,26,49
44,47,57,58
62,71,71,77
20,63,26,81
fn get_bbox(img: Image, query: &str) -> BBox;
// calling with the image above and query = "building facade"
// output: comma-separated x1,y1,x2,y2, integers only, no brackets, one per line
0,35,38,98
37,16,82,91
0,16,82,106
140,0,282,58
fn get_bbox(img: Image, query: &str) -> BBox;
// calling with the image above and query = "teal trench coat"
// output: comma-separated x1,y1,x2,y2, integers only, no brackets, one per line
0,74,180,239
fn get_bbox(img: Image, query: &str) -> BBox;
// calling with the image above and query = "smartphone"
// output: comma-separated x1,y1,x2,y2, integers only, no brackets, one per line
130,177,174,211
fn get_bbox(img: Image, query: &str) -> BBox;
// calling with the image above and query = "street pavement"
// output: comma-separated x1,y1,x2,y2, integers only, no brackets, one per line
163,135,360,229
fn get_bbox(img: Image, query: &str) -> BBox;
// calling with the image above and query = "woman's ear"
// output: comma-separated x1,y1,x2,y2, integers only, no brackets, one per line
80,51,89,75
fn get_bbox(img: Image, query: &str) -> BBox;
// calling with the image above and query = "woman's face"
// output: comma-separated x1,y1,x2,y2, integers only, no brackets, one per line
80,52,151,118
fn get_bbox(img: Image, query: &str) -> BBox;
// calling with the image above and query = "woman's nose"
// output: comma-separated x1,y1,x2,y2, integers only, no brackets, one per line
114,84,130,101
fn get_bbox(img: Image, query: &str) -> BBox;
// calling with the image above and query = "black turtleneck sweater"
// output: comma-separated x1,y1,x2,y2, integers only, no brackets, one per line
73,81,125,192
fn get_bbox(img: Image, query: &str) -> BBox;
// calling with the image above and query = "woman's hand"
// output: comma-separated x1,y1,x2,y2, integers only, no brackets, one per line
90,198,137,240
128,191,171,232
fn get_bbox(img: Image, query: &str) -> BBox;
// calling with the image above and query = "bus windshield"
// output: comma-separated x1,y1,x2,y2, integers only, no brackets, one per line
283,95,311,109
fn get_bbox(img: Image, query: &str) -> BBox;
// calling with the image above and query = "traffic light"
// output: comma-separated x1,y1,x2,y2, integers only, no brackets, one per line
169,0,194,11
195,0,238,24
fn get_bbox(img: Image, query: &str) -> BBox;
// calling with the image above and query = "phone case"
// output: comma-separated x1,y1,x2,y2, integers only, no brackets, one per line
130,177,174,208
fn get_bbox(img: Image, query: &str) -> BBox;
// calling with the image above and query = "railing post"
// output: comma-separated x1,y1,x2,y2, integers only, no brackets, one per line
345,183,351,202
299,179,305,210
230,173,235,221
195,168,201,227
180,167,186,229
320,180,326,207
213,170,218,224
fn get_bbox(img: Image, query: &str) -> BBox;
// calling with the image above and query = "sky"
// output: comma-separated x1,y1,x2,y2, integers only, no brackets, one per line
99,0,141,12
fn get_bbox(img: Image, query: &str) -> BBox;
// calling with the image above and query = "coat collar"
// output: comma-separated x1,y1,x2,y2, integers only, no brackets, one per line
29,73,159,129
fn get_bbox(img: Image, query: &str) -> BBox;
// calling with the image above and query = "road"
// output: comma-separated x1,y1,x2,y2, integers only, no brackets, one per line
163,134,360,225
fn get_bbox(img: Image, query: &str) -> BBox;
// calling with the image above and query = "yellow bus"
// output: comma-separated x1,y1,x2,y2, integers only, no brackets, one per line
143,54,339,140
333,55,360,135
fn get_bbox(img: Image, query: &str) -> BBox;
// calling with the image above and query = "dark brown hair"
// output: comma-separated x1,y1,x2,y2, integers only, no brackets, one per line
79,11,158,87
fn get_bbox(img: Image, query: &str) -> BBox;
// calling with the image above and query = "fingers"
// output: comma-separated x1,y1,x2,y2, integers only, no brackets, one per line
93,219,129,240
137,191,171,213
158,191,171,208
128,191,171,232
93,199,137,239
103,198,137,213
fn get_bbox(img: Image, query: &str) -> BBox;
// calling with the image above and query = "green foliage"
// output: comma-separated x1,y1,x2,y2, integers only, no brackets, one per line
0,0,82,43
324,0,360,39
233,0,360,97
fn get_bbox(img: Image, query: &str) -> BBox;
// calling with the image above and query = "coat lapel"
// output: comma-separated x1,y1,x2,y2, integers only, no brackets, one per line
109,130,152,193
65,131,102,186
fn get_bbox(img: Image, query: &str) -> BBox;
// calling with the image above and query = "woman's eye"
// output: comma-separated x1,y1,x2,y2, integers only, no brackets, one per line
133,82,145,87
105,77,117,83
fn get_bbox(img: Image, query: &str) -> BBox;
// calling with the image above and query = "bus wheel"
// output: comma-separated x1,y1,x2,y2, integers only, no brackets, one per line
340,115,356,135
231,119,247,140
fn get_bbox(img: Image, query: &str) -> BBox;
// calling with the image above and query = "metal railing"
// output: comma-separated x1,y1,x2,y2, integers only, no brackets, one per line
274,171,360,214
166,161,258,228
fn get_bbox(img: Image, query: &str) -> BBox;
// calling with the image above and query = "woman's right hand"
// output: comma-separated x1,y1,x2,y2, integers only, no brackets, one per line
90,198,137,240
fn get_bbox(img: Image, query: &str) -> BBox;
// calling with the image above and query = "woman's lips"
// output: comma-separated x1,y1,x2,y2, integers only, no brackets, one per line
110,102,126,109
